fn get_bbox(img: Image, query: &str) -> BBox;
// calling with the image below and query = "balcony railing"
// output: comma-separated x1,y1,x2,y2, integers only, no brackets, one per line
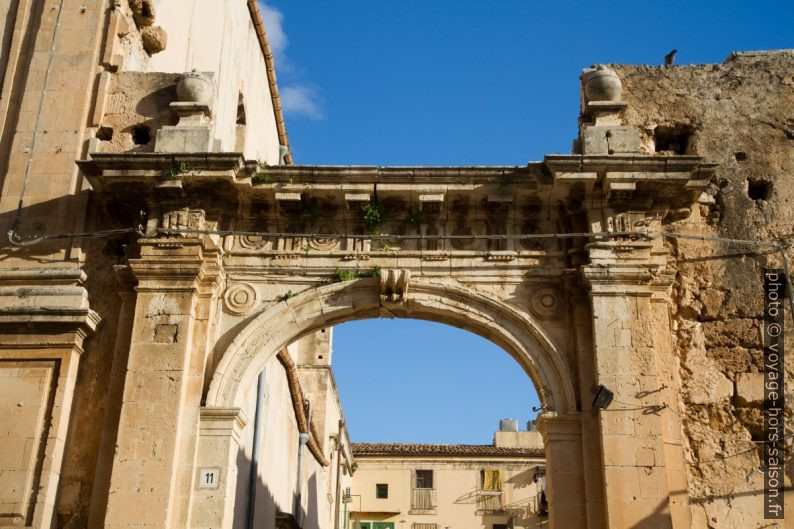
411,488,436,510
476,491,504,513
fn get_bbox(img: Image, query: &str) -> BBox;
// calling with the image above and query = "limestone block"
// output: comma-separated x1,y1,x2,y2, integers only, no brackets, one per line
141,25,167,55
155,125,213,153
581,125,641,154
685,368,733,405
130,0,156,26
735,372,764,406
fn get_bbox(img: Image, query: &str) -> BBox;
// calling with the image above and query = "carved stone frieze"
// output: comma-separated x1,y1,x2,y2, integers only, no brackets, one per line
308,237,339,251
238,234,267,250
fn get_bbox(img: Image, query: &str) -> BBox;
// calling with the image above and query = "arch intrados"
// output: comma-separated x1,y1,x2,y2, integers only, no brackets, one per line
206,278,576,414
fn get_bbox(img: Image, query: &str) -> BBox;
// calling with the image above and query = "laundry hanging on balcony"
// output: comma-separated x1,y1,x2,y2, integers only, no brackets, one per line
482,468,502,491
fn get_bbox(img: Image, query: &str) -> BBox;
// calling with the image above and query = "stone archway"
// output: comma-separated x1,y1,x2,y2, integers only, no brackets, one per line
206,277,577,414
82,143,712,529
200,276,584,529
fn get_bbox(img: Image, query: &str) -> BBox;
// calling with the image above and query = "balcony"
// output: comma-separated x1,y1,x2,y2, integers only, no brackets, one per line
475,491,504,514
410,488,436,512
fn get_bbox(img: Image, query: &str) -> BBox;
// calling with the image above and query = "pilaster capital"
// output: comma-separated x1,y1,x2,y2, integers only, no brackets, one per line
129,237,223,293
535,412,582,442
199,407,249,442
581,264,655,296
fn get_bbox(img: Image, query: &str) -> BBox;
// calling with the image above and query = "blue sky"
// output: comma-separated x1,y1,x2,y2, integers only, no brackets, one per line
331,320,539,444
260,1,792,444
263,0,793,165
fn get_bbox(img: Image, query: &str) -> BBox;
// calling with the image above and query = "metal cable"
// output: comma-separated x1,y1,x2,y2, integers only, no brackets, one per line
7,0,66,246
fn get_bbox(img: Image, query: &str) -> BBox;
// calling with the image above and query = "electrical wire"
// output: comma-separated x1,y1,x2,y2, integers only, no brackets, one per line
156,228,653,241
7,0,66,247
610,399,794,447
5,219,792,465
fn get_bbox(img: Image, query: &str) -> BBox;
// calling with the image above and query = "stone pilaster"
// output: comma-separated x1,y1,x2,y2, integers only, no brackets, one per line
103,236,222,529
566,273,607,529
0,267,100,529
649,272,691,528
190,407,248,529
536,412,587,529
583,261,683,529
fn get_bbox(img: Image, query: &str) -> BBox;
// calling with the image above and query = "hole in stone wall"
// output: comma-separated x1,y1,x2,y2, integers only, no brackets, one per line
96,126,113,141
132,125,151,145
654,125,694,155
236,94,246,125
734,151,748,162
747,178,771,201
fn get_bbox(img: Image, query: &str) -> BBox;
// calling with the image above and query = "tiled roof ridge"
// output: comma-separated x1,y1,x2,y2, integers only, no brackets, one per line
351,442,544,457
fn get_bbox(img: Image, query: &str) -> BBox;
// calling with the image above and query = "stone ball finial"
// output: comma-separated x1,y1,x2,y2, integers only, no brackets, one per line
583,65,622,102
176,70,213,105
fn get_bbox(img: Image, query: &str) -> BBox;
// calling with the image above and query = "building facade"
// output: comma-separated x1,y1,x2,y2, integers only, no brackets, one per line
0,0,791,528
349,428,546,529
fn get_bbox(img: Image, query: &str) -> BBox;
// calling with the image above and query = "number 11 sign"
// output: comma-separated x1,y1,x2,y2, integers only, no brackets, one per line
199,468,220,489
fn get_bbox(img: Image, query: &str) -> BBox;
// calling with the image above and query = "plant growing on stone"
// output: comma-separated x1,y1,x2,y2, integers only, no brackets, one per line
404,209,424,232
496,173,513,192
332,268,358,282
277,290,295,302
361,201,384,235
168,161,189,180
332,266,381,283
252,172,270,185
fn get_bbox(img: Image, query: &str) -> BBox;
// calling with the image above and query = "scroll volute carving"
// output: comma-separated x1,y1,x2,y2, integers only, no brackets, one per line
379,269,410,303
161,207,206,233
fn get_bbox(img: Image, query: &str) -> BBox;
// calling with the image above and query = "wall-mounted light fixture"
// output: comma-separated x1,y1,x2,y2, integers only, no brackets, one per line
592,385,614,410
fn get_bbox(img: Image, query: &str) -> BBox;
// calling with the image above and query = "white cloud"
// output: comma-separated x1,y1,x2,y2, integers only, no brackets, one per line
259,2,323,120
280,85,324,120
259,3,287,58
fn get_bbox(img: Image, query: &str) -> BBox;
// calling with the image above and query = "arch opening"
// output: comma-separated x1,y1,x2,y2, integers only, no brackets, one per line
330,318,541,444
215,278,571,529
207,278,577,416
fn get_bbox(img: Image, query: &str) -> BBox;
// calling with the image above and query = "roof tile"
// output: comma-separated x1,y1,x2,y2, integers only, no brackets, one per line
351,443,544,458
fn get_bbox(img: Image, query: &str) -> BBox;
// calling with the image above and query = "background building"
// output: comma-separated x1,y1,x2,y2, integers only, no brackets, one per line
349,423,546,529
231,329,355,529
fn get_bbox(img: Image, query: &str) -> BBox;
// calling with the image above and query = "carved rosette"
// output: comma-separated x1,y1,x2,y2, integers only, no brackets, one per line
529,287,563,319
308,237,338,251
223,283,259,315
238,235,267,250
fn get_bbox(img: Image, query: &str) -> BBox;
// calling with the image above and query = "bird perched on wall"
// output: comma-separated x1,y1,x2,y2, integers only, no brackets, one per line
664,49,678,67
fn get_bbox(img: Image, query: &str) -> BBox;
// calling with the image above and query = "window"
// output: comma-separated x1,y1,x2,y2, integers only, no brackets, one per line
375,483,388,499
412,524,438,529
480,468,502,491
415,470,433,489
493,525,508,529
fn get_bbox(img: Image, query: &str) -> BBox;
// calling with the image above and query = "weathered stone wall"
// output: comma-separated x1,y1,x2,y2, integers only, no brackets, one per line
613,50,794,528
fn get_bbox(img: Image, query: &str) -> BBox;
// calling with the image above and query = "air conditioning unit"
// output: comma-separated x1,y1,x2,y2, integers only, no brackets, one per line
527,420,538,432
499,419,518,432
